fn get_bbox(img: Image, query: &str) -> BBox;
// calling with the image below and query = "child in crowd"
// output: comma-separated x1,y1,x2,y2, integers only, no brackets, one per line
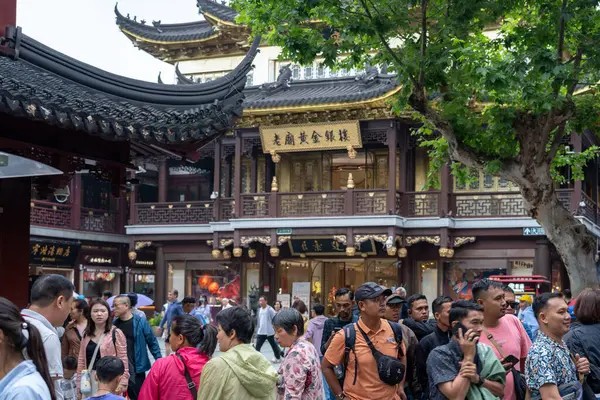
85,356,126,400
61,356,78,400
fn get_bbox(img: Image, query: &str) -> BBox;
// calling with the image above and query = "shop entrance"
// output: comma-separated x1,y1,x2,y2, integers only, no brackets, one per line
277,258,399,316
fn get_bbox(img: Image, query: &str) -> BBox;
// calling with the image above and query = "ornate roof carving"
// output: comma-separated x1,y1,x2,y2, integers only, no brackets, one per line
196,0,239,24
0,26,260,147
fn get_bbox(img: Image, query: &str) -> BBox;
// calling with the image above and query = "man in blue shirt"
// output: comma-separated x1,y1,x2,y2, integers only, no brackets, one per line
157,289,183,356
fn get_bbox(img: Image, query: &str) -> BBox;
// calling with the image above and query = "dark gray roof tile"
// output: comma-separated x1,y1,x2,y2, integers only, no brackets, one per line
197,0,238,22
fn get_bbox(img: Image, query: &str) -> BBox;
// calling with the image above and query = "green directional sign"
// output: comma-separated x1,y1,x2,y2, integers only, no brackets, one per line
276,228,293,235
523,227,545,236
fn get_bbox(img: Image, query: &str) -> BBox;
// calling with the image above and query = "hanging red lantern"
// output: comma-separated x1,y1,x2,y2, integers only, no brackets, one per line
198,275,211,289
208,281,220,294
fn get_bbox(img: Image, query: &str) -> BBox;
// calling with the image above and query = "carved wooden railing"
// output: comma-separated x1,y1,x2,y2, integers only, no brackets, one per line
404,191,440,217
30,200,72,229
277,191,346,217
556,188,573,210
241,194,269,218
353,189,389,215
135,201,214,225
452,192,527,218
219,197,234,220
581,192,597,223
80,207,118,233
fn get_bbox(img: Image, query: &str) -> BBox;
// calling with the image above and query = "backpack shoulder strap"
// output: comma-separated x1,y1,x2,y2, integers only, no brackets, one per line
389,321,405,357
343,323,358,385
175,352,198,399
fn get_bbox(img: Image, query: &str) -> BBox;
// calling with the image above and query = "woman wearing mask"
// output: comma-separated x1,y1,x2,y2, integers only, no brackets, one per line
195,296,211,326
273,308,323,399
62,299,88,360
0,297,54,400
76,299,129,397
565,289,600,396
140,314,218,399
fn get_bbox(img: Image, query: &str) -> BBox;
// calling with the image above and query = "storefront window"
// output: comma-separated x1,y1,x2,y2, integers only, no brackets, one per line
443,261,506,300
131,273,155,299
366,259,398,288
420,261,438,307
191,265,241,307
83,271,120,299
510,260,533,276
243,263,261,311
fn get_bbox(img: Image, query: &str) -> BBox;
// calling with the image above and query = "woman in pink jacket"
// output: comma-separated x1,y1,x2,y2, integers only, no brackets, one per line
77,298,129,396
140,314,218,400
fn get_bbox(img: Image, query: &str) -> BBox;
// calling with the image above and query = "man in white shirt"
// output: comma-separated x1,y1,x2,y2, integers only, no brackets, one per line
255,296,282,362
22,274,74,400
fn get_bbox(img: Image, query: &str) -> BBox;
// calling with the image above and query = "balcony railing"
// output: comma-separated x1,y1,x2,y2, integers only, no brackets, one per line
135,201,213,225
30,200,121,233
129,188,600,225
30,201,72,229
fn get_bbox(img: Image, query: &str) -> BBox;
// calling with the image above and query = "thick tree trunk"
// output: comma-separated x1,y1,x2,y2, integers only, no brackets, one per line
521,187,598,294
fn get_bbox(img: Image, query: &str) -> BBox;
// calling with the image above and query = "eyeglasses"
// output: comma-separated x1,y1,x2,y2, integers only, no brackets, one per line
506,301,519,308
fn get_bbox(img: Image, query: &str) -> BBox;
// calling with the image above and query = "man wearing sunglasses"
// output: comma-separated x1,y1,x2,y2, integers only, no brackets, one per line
504,286,519,316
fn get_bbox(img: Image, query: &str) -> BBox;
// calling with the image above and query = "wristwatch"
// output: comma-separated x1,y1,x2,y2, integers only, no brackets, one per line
476,376,485,386
335,393,346,400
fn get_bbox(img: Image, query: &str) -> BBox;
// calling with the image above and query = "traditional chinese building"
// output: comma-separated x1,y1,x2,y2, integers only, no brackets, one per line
0,3,258,306
118,0,600,313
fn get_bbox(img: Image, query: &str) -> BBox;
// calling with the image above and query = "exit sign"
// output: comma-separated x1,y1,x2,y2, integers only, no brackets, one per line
276,228,292,235
523,227,545,236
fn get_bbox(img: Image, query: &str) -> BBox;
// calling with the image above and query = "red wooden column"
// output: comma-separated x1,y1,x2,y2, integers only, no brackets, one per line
0,0,16,33
0,178,31,308
70,173,82,230
439,164,451,216
387,121,397,214
233,131,242,217
158,158,168,203
212,140,221,220
129,184,137,224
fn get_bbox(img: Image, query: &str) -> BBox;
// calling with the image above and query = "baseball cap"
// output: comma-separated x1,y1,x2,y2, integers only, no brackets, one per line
386,294,406,305
355,282,392,301
520,295,533,303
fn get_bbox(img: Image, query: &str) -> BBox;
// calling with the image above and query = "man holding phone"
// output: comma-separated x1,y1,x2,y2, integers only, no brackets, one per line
473,279,531,400
427,300,505,399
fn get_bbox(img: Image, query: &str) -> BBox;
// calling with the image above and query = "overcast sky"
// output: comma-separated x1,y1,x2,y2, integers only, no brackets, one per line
16,0,202,83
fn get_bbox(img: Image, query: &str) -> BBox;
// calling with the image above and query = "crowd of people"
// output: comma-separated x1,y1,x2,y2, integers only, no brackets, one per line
1,274,600,400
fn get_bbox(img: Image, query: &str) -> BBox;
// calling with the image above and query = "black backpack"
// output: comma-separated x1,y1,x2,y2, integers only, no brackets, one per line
342,320,405,385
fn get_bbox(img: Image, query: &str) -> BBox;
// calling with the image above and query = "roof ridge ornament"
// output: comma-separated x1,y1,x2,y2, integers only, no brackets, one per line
259,64,292,95
175,63,195,85
355,64,379,87
0,26,22,59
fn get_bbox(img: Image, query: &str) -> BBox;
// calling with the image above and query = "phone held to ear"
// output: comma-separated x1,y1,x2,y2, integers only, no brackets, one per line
452,322,469,337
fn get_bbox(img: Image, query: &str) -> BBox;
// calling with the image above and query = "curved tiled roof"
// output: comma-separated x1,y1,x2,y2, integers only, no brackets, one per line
115,5,216,43
196,0,238,23
0,26,260,145
243,75,400,110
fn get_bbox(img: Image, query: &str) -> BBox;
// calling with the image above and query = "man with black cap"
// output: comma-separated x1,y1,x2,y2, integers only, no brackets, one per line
323,282,407,400
385,294,420,399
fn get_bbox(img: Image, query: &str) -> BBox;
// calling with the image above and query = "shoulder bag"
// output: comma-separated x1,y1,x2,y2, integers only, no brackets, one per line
482,328,527,400
175,352,198,399
86,332,106,395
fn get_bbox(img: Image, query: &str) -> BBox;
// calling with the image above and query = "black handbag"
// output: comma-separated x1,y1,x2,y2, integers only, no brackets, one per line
512,368,528,400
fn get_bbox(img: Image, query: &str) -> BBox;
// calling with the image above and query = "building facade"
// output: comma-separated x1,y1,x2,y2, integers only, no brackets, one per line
117,0,600,314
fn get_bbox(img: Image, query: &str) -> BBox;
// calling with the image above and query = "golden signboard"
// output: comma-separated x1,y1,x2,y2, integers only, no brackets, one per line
260,121,362,153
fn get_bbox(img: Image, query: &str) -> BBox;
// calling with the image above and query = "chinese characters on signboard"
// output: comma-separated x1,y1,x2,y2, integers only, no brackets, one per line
30,240,80,266
260,121,362,153
288,238,376,256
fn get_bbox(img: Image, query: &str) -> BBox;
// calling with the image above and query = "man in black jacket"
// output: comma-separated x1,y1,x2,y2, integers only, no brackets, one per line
415,296,453,399
403,294,436,341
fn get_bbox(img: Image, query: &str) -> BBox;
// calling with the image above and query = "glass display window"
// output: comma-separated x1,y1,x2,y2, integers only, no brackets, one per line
443,261,506,300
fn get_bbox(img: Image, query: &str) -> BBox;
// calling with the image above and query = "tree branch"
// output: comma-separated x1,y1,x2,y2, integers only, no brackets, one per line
419,0,429,87
357,0,419,88
554,0,568,98
566,47,584,98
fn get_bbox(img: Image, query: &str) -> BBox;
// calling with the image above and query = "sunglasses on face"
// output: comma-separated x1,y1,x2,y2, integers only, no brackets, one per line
506,301,519,308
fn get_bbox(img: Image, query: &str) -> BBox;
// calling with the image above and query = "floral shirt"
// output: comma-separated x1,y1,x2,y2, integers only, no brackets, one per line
525,331,578,398
277,337,324,400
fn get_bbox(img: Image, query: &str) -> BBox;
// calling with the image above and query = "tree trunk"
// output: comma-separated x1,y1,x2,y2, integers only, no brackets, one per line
522,188,598,294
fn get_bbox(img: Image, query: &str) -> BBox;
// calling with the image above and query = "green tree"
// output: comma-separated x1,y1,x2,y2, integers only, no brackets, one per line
233,0,600,293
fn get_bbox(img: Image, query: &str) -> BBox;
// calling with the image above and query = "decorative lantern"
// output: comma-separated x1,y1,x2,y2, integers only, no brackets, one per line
270,150,281,163
232,248,243,258
387,246,397,256
208,281,220,294
346,173,355,189
398,247,408,258
223,250,233,259
270,247,280,257
346,247,356,257
248,248,257,258
128,250,137,261
439,247,449,258
347,145,357,159
447,248,455,258
211,249,221,259
198,275,211,289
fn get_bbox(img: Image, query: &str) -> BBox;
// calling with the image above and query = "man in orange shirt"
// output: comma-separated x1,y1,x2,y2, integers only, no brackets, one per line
323,282,407,400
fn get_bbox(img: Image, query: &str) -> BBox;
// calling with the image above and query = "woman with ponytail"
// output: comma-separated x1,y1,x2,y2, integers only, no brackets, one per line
0,297,54,400
139,314,218,400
